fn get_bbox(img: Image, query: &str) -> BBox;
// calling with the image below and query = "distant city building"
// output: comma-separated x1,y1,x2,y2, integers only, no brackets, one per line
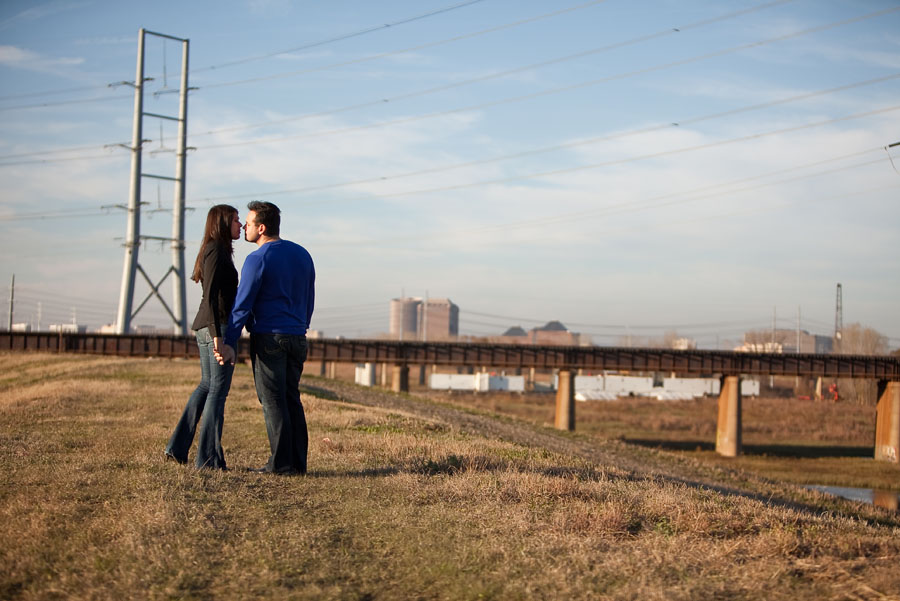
49,324,87,334
389,297,459,341
389,297,421,340
494,321,589,346
532,320,577,345
736,328,833,353
672,337,697,350
417,298,459,341
11,323,31,332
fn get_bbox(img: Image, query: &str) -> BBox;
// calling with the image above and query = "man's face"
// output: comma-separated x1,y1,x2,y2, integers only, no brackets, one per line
244,210,261,243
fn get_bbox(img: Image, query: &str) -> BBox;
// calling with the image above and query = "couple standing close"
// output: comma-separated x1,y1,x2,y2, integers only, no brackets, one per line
164,200,315,475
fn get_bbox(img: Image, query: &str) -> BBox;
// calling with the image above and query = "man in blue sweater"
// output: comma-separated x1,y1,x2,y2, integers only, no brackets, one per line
215,201,315,474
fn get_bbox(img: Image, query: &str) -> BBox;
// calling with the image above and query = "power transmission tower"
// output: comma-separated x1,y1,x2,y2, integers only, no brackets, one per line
115,29,191,335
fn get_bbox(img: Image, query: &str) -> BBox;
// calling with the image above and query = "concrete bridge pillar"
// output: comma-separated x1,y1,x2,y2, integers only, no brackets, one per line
716,375,742,457
392,365,409,394
555,369,575,431
875,380,900,463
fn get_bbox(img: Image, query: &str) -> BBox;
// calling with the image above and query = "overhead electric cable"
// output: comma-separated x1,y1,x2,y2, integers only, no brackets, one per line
3,1,866,164
205,103,900,209
0,207,122,223
337,104,900,200
0,143,126,161
0,0,509,106
195,0,801,139
384,153,893,246
0,153,124,167
194,72,899,202
313,166,900,250
464,308,765,331
196,0,489,72
0,83,110,102
0,92,130,113
196,5,900,150
199,0,615,91
0,0,490,110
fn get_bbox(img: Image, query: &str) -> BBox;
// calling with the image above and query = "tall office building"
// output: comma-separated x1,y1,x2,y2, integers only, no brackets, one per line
389,297,459,341
417,298,459,341
389,297,421,340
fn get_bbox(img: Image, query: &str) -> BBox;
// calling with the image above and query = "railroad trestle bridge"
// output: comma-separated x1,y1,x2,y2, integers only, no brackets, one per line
3,333,899,463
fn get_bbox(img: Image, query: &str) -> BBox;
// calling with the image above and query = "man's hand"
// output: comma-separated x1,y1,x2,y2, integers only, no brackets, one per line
214,343,236,366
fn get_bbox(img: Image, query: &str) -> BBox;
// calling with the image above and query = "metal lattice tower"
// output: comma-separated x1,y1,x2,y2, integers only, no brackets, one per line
115,29,190,335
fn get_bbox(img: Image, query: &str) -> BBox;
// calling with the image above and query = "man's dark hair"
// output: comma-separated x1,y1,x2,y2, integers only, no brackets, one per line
248,200,280,237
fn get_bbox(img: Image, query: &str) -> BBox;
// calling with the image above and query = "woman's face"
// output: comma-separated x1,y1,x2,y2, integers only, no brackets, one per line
230,212,242,240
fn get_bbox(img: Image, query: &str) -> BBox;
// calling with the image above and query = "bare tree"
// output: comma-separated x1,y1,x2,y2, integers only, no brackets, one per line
837,323,888,405
742,329,791,352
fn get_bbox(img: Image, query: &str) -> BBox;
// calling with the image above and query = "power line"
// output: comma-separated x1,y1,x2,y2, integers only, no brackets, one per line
194,0,817,143
198,0,614,91
0,153,124,167
5,3,879,166
16,66,894,172
0,1,490,107
304,155,897,251
7,116,893,224
194,72,899,203
0,92,130,113
290,104,900,211
195,0,489,73
0,83,111,102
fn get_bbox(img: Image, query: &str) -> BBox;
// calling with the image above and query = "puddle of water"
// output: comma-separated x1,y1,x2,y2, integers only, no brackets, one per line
806,485,900,511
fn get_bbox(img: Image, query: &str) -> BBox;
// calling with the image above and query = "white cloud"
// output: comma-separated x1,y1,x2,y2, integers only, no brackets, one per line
0,45,84,72
0,1,91,32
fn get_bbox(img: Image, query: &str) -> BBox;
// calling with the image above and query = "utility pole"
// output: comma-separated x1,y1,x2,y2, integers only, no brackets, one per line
115,29,145,334
771,306,776,351
834,283,843,353
115,29,191,335
6,274,13,331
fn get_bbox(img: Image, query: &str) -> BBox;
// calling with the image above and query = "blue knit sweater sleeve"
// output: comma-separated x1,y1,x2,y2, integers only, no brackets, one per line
224,251,264,348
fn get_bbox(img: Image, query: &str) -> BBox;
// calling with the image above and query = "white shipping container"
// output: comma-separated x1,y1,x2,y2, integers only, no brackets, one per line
354,363,376,387
662,377,718,397
430,373,477,391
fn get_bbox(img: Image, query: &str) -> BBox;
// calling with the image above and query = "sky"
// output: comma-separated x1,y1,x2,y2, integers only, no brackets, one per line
1,0,899,350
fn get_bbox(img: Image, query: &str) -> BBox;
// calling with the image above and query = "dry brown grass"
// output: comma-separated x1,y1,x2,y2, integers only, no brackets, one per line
2,353,900,600
426,389,898,491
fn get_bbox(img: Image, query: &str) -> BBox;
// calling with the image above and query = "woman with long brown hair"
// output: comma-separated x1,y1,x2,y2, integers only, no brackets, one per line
165,204,241,469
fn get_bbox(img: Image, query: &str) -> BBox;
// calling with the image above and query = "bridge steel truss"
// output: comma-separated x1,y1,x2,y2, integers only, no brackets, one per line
2,333,899,463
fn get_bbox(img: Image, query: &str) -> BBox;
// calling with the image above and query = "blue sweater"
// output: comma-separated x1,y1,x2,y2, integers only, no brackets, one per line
224,239,315,348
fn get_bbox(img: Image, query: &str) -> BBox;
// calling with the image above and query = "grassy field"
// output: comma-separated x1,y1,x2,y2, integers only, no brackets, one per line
424,390,900,492
2,353,900,600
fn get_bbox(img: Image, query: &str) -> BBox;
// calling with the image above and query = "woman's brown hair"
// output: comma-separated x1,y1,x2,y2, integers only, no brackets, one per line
191,204,238,283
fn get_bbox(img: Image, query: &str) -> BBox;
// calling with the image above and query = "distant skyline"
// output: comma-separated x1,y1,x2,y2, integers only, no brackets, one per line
2,0,899,349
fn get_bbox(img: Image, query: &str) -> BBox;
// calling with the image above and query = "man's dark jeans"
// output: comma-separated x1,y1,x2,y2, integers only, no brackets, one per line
250,333,309,474
166,327,234,469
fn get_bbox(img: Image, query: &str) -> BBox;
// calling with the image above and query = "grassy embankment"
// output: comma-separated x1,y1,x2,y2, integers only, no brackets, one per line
2,352,899,600
425,388,899,492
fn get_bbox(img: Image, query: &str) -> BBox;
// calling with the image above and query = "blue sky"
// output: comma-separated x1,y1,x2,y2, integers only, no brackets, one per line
1,0,899,349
